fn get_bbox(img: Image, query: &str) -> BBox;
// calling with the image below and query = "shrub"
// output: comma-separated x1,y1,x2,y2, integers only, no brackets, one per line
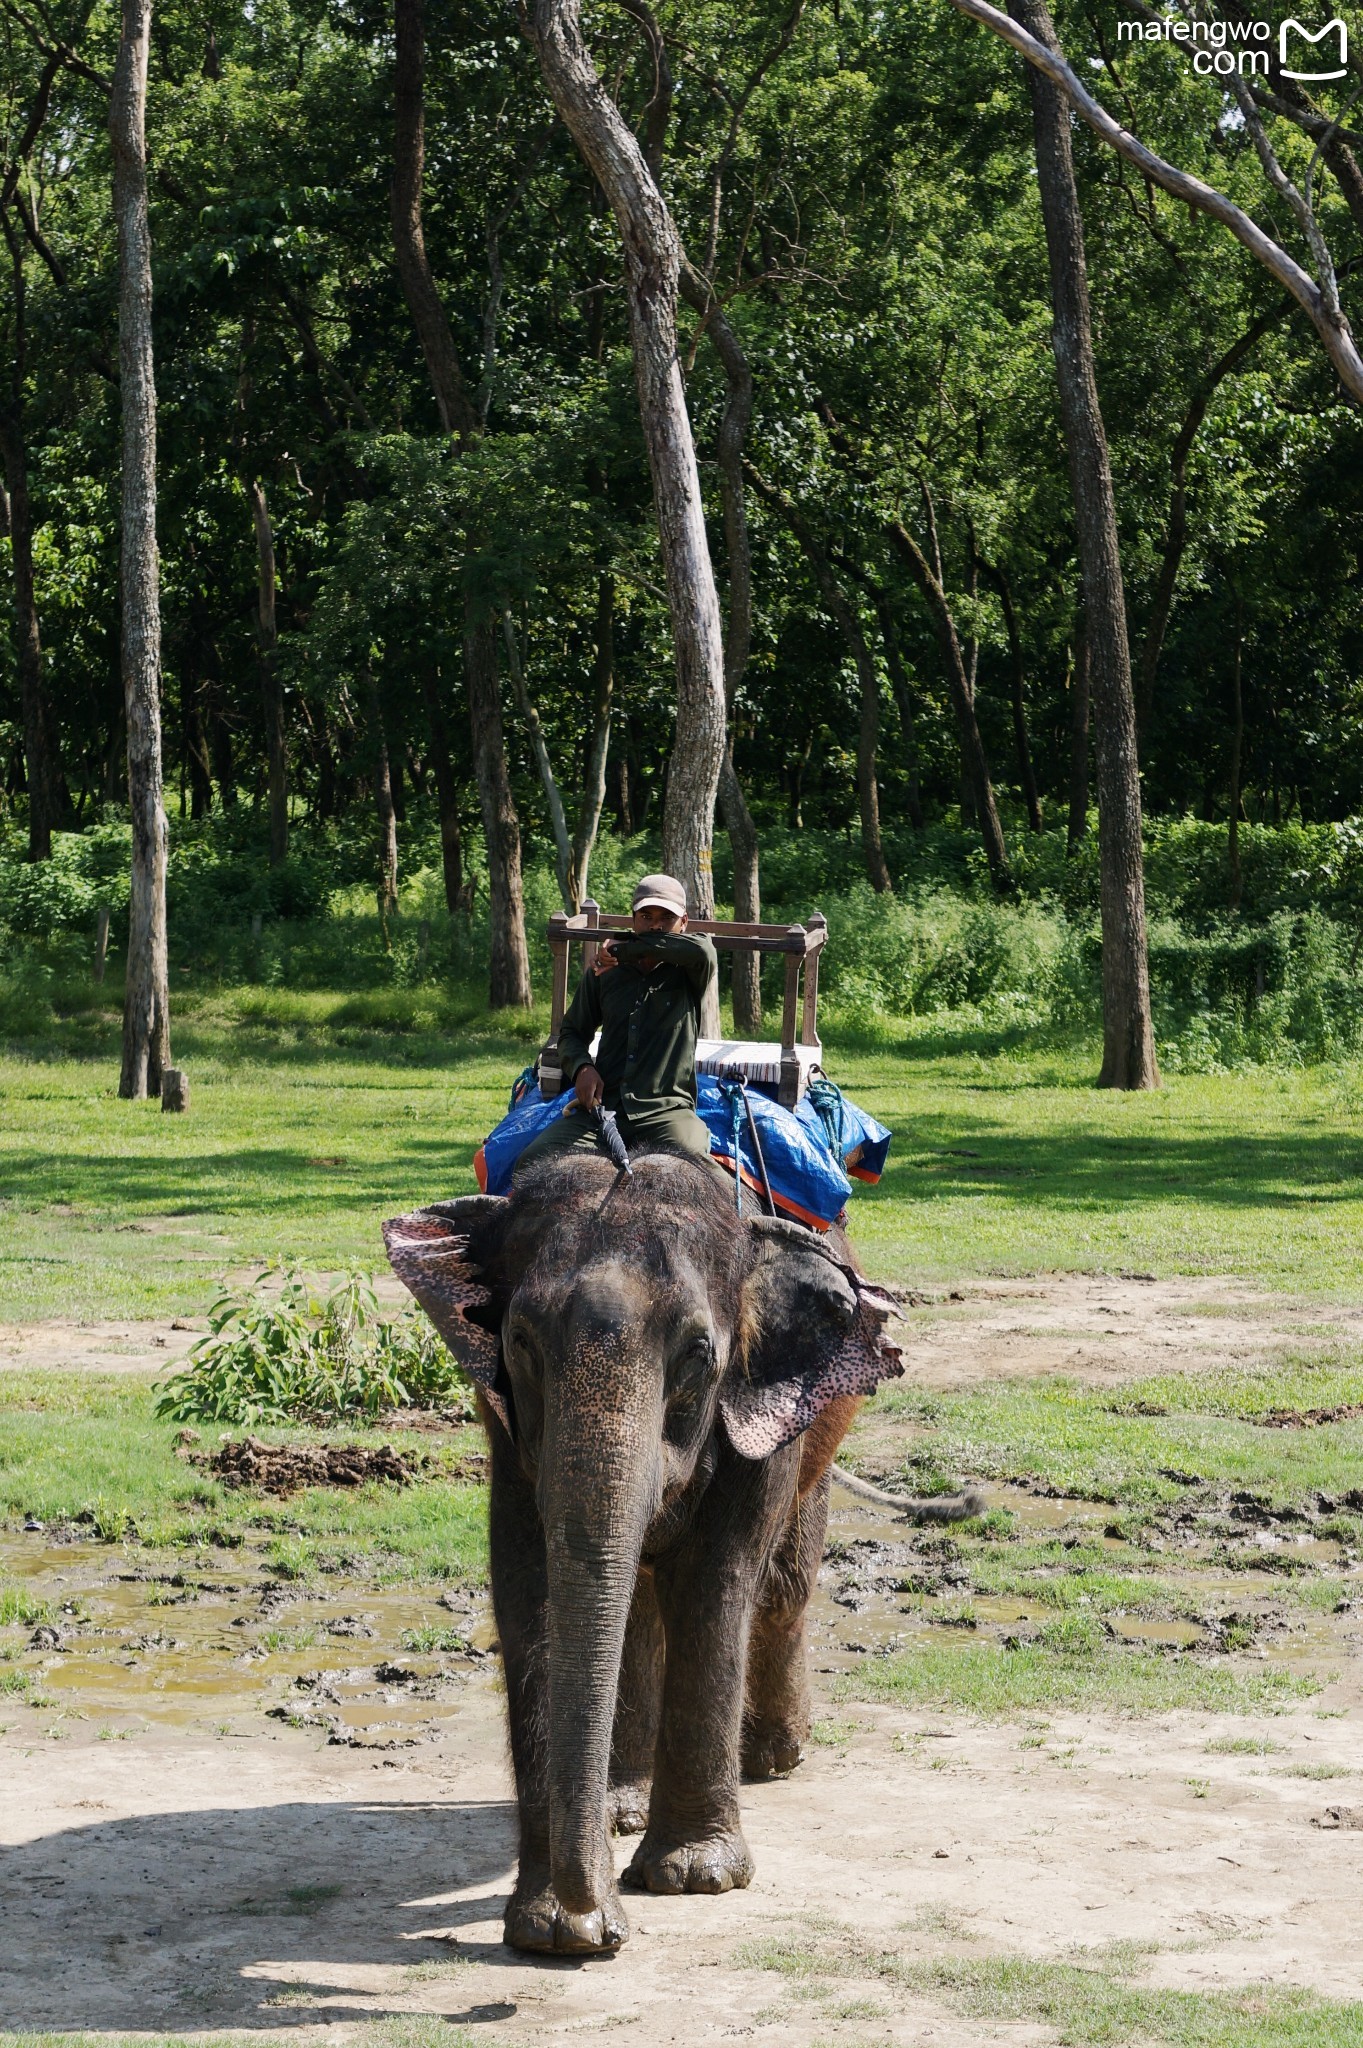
154,1266,469,1425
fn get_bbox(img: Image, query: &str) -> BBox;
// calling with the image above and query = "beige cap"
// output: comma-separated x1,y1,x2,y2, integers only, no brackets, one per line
631,873,687,915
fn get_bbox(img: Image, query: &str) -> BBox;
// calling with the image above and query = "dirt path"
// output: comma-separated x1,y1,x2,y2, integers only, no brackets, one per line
3,1275,1363,2043
3,1623,1361,2043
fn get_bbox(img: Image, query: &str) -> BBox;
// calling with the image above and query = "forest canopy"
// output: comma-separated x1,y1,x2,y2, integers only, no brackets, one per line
0,0,1360,1081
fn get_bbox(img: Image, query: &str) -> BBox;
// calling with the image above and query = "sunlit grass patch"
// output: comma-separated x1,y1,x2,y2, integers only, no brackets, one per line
866,1359,1363,1511
736,1926,1363,2046
834,1636,1321,1718
0,1372,490,1582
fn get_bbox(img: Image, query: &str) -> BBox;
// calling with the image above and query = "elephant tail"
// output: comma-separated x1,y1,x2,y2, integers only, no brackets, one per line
831,1465,987,1524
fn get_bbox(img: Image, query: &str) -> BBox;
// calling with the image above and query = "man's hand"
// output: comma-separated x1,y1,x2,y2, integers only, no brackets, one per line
574,1064,605,1110
592,941,620,977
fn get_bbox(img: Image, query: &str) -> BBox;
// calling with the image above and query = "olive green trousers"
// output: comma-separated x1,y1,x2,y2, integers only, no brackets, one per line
513,1100,717,1175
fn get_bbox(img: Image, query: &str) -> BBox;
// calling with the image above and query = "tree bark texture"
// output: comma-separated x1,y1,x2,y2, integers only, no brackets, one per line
1013,0,1157,1089
245,477,287,865
111,0,171,1101
0,231,65,860
526,0,727,920
886,519,1012,889
1067,615,1091,851
391,0,531,1005
681,260,761,1031
420,665,467,914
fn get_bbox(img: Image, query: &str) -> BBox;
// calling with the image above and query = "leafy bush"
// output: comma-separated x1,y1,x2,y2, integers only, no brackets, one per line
154,1266,469,1425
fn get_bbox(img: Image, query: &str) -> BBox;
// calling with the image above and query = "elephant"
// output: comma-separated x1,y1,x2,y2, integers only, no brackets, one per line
383,1146,914,1958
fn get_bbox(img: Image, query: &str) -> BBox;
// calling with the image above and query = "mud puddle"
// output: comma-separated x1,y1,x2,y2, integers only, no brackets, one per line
0,1531,496,1746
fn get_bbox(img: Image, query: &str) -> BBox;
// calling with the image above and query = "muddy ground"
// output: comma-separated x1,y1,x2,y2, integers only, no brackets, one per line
3,1275,1362,2044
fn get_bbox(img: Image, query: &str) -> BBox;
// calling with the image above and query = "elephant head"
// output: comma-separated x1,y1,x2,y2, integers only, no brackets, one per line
383,1152,902,1934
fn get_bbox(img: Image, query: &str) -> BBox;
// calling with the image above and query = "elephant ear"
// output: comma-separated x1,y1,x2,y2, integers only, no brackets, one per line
382,1196,511,1430
721,1217,904,1460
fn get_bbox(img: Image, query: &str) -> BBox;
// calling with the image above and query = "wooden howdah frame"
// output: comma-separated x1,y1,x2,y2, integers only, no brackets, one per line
538,901,829,1108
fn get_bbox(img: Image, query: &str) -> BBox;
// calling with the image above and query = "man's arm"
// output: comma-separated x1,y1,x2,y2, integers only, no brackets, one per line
609,929,717,993
556,966,604,1084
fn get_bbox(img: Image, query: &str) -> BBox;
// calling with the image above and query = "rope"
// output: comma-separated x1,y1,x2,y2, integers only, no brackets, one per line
805,1074,847,1157
508,1066,537,1111
717,1078,746,1217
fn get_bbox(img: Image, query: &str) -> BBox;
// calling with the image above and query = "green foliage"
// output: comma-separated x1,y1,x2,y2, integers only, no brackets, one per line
153,1266,469,1425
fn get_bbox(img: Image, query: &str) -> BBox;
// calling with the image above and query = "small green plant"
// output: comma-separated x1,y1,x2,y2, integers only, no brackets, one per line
399,1622,468,1653
154,1264,469,1424
0,1587,55,1627
1187,1777,1211,1799
1205,1736,1285,1756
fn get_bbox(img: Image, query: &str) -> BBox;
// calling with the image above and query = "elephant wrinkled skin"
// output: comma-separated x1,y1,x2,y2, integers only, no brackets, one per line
383,1149,905,1956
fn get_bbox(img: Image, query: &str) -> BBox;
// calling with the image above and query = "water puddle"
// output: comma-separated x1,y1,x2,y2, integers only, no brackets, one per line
0,1531,494,1742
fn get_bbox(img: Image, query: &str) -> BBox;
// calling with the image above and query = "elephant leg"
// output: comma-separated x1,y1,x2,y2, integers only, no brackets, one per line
625,1440,798,1898
609,1568,662,1835
490,1427,622,1955
742,1465,830,1780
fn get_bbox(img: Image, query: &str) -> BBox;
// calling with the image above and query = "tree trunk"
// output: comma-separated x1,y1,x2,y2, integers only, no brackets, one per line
981,559,1042,831
503,612,573,909
0,228,64,861
1136,302,1282,729
420,665,467,915
111,0,170,1101
886,518,1012,889
567,570,615,913
367,667,398,919
526,0,727,920
1013,0,1157,1089
469,615,532,1006
680,262,761,1030
1229,590,1243,913
746,468,891,893
1067,615,1090,851
391,0,530,1005
871,593,925,833
245,476,287,866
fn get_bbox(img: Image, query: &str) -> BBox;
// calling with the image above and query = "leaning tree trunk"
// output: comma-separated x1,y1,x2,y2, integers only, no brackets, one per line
886,518,1012,890
526,0,727,927
245,477,287,866
1013,0,1157,1088
680,261,762,1030
392,0,530,1006
567,570,616,913
111,0,170,1101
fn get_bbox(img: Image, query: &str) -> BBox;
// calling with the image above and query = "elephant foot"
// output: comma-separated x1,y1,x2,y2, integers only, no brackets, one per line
741,1717,804,1781
504,1879,629,1956
622,1827,754,1896
607,1780,651,1836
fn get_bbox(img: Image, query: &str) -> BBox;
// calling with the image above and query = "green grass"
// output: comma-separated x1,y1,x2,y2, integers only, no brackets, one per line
858,1358,1363,1510
0,1371,489,1578
833,1637,1320,1717
736,1934,1363,2045
5,996,1363,1320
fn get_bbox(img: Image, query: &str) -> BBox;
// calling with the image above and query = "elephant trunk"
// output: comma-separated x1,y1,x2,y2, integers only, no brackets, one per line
542,1324,661,1918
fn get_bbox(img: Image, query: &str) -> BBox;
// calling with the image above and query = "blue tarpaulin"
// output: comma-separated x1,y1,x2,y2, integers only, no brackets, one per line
474,1074,890,1231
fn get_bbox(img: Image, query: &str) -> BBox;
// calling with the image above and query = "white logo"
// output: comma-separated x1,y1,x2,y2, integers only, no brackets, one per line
1279,16,1348,79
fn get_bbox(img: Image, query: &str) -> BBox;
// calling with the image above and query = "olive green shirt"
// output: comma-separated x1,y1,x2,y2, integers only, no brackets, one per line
557,930,718,1120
